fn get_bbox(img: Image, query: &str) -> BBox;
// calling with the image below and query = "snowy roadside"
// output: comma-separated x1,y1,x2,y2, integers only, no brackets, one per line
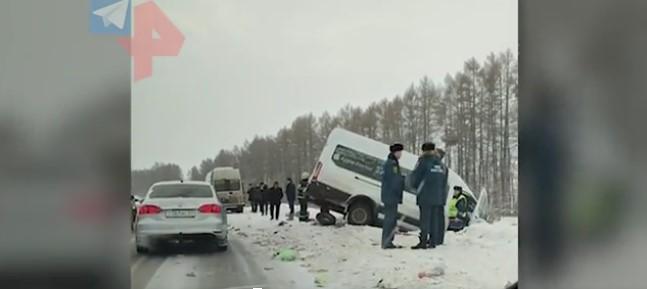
228,205,517,289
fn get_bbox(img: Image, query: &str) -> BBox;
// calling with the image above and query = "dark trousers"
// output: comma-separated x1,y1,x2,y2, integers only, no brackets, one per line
269,203,280,220
260,202,268,215
419,205,445,246
288,199,295,215
251,201,258,213
437,206,446,244
381,203,398,248
418,205,431,244
429,205,444,246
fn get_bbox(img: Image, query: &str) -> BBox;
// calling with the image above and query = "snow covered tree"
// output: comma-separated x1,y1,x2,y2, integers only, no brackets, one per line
183,51,519,215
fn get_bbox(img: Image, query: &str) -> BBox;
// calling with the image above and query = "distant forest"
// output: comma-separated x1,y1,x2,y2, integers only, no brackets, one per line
132,50,518,215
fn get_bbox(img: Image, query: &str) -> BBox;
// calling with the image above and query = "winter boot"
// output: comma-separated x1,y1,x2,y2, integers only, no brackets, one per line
411,242,428,250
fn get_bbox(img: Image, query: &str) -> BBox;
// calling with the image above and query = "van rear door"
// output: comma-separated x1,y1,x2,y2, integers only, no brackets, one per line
213,179,243,204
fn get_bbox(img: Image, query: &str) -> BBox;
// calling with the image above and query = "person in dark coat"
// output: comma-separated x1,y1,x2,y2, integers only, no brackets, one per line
260,183,269,216
269,181,283,220
410,142,448,249
247,183,258,213
285,178,297,217
380,143,405,249
251,183,264,213
434,148,450,246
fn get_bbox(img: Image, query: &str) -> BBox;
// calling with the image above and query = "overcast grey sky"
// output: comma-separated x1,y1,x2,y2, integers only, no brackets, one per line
132,0,517,171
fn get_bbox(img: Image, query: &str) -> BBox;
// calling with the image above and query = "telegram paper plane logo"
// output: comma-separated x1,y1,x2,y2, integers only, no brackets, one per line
90,0,131,35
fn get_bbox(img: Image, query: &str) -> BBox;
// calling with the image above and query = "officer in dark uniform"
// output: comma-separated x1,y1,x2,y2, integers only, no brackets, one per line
380,143,405,249
410,142,448,249
435,148,449,246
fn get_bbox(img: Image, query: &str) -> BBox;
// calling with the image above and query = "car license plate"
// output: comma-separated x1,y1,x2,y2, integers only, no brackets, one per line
165,209,196,218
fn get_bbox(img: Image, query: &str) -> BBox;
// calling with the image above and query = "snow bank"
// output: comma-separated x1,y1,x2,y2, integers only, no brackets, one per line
229,205,517,289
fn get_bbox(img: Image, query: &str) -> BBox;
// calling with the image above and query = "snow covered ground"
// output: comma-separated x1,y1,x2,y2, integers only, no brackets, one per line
228,205,517,289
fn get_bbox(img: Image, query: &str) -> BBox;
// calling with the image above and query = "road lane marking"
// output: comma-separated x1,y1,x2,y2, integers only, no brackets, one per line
130,256,146,274
143,255,200,289
221,285,267,289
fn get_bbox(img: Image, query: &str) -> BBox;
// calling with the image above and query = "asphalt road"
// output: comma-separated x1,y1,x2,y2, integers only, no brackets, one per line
131,236,308,289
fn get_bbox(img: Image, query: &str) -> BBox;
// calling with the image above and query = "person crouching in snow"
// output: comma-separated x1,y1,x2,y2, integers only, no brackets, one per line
381,143,405,249
447,186,470,231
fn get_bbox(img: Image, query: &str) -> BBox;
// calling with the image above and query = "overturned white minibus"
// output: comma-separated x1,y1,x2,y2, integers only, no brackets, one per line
306,128,477,230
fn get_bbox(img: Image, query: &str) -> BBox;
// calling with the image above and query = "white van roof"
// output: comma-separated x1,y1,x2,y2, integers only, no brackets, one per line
209,167,241,180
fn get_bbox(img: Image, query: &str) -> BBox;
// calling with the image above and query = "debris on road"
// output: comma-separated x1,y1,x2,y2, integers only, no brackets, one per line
308,268,328,273
376,278,383,287
417,264,446,279
314,273,328,287
230,205,518,289
276,248,298,262
185,272,196,277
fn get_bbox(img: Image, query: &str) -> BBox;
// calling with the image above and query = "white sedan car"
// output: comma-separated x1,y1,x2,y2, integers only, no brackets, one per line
134,180,228,253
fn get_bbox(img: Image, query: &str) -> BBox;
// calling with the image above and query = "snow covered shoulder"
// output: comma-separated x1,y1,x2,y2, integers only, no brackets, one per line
228,206,517,289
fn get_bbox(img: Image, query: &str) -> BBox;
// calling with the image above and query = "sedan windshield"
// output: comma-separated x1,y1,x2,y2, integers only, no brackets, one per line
149,185,213,198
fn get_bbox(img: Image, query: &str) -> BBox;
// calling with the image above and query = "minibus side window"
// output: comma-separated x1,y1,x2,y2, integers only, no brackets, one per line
331,145,416,194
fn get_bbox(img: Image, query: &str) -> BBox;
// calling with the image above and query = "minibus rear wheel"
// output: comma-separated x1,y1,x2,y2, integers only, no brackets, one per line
348,201,374,225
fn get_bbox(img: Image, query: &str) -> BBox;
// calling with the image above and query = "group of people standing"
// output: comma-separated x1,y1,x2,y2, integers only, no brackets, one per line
381,142,452,250
247,178,298,221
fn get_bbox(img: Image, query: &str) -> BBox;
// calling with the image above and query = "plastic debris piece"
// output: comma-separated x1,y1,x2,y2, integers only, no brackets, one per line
277,248,298,262
314,273,328,287
417,265,445,279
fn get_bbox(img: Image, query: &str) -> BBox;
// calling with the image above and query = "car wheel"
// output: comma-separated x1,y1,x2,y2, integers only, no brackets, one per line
348,201,374,225
237,206,244,213
214,238,228,252
136,245,149,254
